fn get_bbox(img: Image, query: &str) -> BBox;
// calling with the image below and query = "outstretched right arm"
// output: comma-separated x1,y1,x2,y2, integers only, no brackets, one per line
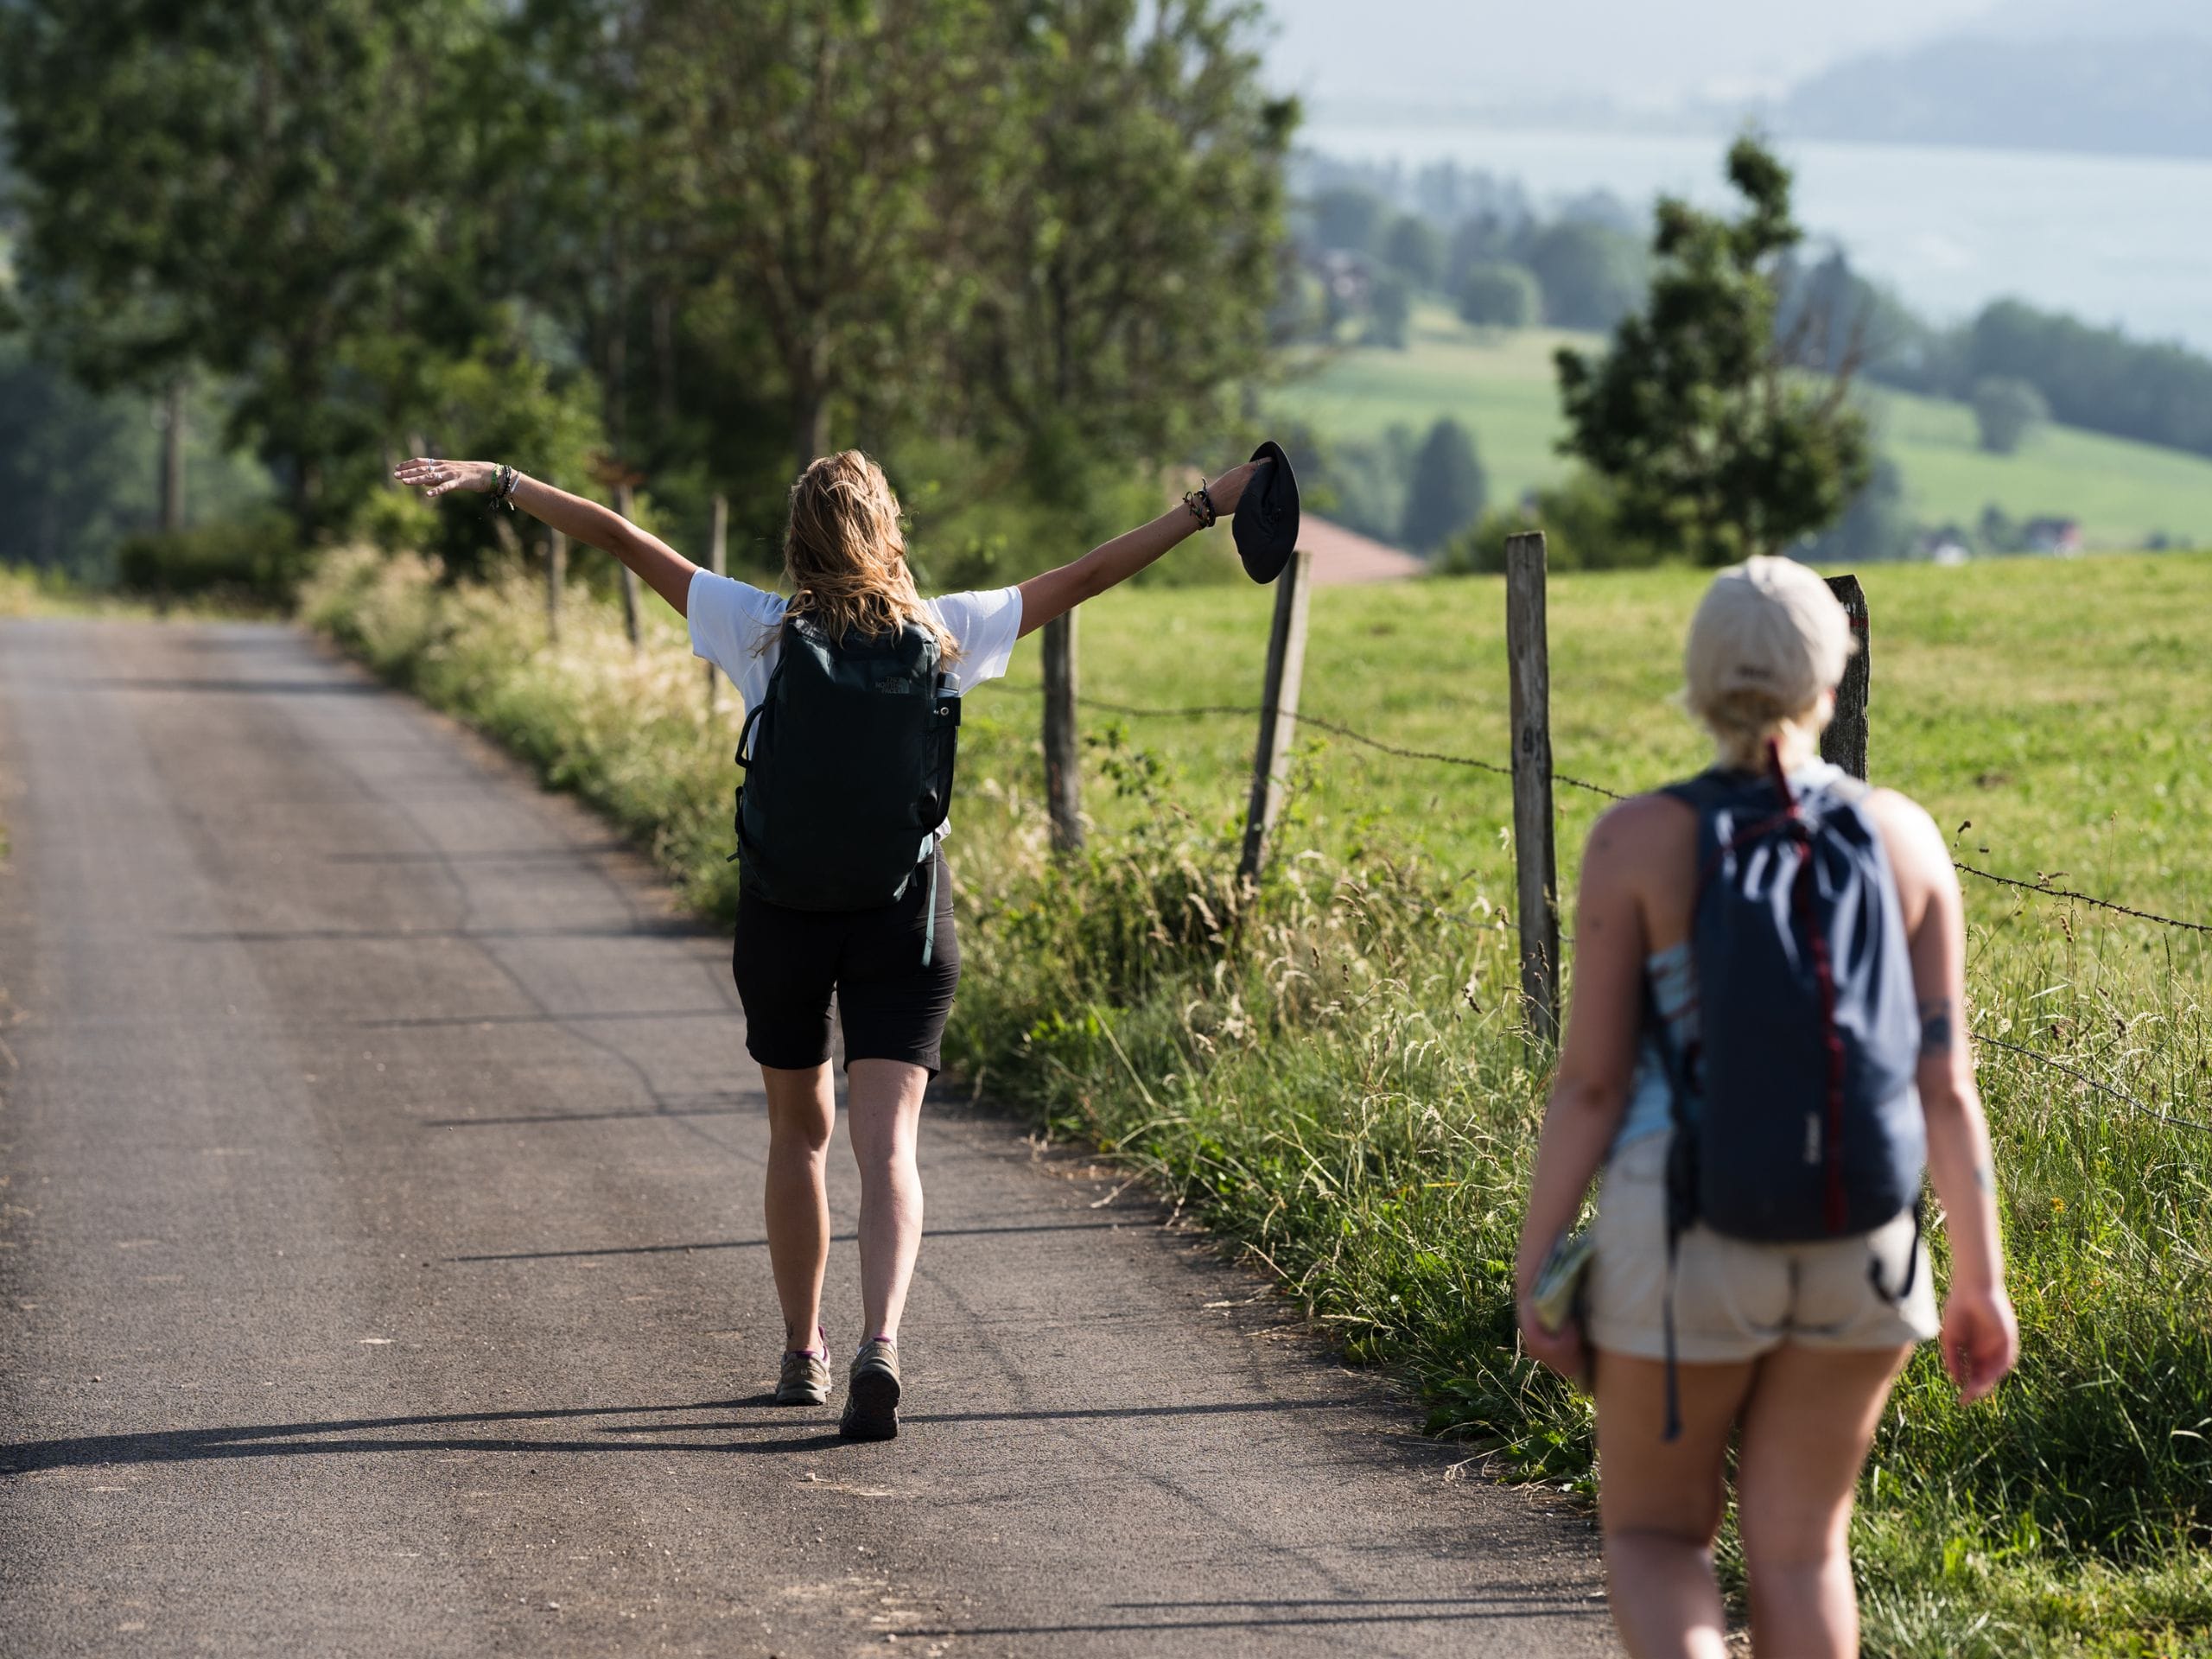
394,460,700,617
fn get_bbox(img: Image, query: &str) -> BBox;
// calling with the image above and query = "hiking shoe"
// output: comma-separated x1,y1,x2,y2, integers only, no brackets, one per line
776,1330,831,1407
839,1338,901,1441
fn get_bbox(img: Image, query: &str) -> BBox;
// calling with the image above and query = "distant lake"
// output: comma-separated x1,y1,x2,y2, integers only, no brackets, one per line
1305,123,2212,352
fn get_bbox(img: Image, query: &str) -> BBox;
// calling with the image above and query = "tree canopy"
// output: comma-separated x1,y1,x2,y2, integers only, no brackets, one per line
1555,137,1872,566
0,0,1296,573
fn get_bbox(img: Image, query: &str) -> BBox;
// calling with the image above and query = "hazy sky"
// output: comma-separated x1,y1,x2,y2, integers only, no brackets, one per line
1260,0,2005,111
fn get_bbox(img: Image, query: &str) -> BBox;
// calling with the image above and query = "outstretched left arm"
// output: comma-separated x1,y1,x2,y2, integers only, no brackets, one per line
394,460,700,617
1014,462,1257,640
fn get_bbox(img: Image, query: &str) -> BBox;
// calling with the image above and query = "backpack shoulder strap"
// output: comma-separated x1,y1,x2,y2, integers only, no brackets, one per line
734,621,796,770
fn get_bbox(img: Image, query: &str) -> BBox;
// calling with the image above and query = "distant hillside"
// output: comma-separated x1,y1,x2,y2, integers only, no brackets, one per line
1781,33,2212,158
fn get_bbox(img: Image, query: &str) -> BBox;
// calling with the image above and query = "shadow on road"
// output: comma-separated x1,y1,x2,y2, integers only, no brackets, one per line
79,677,387,696
0,1393,1380,1474
448,1219,1136,1263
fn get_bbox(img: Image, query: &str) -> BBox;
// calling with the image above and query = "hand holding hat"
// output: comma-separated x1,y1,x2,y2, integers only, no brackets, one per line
1231,440,1300,584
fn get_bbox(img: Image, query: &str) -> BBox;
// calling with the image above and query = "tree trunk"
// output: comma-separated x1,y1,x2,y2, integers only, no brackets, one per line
792,391,829,479
791,335,830,476
159,383,187,532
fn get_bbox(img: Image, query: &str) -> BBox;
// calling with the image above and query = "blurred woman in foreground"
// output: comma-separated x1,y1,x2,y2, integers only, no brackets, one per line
1514,556,2018,1657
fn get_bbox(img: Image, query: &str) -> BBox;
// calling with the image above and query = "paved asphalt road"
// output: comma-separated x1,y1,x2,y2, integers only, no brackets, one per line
0,617,1611,1658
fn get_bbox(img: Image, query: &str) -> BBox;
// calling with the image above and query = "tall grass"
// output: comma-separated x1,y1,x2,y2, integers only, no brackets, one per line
305,546,2212,1657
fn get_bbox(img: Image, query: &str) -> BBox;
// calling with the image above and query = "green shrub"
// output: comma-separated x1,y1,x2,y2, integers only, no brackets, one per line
1442,467,1659,573
1457,261,1541,329
113,512,312,604
1974,375,2052,456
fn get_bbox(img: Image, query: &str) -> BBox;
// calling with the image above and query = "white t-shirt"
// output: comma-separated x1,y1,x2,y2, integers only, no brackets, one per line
686,569,1024,836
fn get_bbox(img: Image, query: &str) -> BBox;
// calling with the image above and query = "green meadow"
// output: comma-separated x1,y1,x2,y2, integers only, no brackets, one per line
309,545,2212,1656
1269,307,2212,550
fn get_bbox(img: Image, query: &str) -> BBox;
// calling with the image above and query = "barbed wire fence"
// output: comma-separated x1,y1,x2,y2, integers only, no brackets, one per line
987,531,2209,1113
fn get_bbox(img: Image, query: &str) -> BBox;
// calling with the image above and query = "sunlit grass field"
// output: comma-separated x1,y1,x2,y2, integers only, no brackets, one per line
969,552,2212,933
1268,308,2212,550
308,545,2212,1656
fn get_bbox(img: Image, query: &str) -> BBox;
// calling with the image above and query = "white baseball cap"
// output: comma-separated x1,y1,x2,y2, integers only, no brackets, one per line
1684,556,1853,721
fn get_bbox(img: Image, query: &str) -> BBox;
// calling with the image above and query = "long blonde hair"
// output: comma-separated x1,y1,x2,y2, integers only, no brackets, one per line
777,450,959,664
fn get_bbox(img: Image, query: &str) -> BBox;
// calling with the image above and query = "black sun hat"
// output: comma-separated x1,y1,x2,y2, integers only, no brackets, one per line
1232,439,1300,584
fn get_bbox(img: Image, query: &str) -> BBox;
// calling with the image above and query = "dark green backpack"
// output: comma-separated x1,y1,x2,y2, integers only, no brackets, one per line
732,615,962,946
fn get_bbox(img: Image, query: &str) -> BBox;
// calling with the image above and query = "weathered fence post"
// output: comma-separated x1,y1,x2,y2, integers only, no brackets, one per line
705,492,728,715
1506,531,1560,1052
1043,612,1083,854
1236,544,1314,886
545,527,567,645
1821,573,1870,780
613,482,642,653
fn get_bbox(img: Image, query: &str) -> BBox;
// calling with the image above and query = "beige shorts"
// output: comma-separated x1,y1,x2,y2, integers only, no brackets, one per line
1587,1130,1940,1363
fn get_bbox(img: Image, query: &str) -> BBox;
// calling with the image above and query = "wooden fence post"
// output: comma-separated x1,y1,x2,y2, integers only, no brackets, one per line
1821,573,1870,780
545,527,566,645
613,482,642,653
705,492,728,715
1043,612,1083,854
1506,531,1560,1052
1236,544,1314,886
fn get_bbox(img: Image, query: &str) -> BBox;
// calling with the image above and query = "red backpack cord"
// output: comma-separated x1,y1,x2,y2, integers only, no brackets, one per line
1766,742,1850,1236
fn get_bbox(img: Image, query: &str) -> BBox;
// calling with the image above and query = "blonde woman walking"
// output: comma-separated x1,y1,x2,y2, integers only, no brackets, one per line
1513,557,2018,1656
397,449,1257,1439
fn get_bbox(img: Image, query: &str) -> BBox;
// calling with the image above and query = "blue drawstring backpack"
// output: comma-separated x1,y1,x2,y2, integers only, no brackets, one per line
1651,751,1926,1437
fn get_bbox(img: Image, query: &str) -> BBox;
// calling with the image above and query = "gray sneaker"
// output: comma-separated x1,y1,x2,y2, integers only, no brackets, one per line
775,1330,830,1407
839,1338,901,1440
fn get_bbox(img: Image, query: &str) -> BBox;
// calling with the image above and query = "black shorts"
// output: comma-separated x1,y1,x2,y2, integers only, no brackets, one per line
732,846,960,1074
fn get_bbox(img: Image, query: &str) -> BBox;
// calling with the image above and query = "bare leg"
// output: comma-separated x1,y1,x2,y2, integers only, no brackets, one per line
1736,1343,1913,1658
760,1062,836,1351
844,1058,928,1344
1593,1349,1759,1659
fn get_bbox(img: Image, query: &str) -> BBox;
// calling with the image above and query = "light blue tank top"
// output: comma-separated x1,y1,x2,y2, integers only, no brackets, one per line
1612,941,1698,1156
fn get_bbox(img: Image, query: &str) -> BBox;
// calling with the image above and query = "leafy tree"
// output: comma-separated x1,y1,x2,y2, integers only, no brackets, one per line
1972,376,2049,455
634,0,1002,477
952,0,1294,550
1364,272,1412,349
1,0,505,526
1311,186,1388,256
1556,137,1872,566
1444,212,1515,295
1458,263,1540,329
1522,219,1649,330
0,336,149,574
1400,417,1485,552
1964,300,2212,460
1382,214,1443,289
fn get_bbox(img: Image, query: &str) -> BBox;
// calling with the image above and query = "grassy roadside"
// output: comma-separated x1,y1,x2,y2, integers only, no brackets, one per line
304,545,2212,1657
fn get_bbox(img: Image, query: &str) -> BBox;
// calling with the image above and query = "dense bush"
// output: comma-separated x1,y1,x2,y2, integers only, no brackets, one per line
113,512,313,605
1457,262,1541,329
1444,467,1658,573
1974,376,2050,455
